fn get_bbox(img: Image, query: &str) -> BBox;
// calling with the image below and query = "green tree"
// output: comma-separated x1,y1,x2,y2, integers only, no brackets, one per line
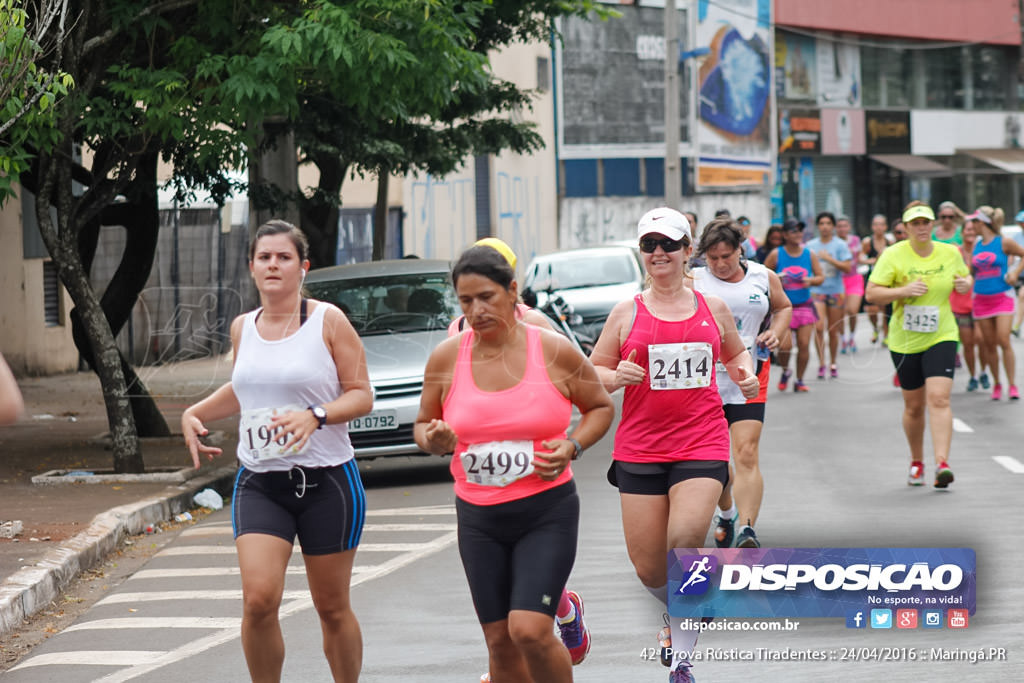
0,0,73,200
23,0,270,471
16,0,613,472
240,0,614,266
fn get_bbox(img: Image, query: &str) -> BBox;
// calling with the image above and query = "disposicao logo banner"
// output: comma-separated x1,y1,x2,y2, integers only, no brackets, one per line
667,548,975,618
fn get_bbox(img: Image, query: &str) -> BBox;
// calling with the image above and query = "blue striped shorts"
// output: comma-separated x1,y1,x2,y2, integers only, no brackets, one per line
232,459,365,554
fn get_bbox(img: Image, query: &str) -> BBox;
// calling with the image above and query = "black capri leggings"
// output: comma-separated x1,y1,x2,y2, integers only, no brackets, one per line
456,480,579,624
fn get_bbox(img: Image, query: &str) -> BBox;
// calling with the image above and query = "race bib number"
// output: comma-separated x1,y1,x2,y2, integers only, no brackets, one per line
460,440,534,487
903,305,939,333
648,342,713,390
240,405,309,462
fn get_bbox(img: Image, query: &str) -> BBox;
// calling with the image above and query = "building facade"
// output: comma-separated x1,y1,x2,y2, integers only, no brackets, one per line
775,0,1024,231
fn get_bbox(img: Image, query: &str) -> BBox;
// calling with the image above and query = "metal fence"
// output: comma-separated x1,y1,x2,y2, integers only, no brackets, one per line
90,207,251,366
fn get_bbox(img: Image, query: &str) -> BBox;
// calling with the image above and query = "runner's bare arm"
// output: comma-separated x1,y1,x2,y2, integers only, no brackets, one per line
589,298,641,391
0,352,24,425
759,270,793,351
709,295,758,397
541,330,614,456
271,303,374,453
414,338,459,455
806,252,826,286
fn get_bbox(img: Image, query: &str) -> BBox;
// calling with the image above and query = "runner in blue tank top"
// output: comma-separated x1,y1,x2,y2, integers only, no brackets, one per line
764,218,824,392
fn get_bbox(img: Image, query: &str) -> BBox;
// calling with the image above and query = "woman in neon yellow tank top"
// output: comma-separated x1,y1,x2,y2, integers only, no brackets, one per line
866,203,972,490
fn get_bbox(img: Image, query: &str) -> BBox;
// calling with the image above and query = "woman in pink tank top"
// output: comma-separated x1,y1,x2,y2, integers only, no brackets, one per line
590,207,759,683
415,246,613,683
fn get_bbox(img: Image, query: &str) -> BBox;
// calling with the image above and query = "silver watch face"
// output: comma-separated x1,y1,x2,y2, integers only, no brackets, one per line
312,406,327,420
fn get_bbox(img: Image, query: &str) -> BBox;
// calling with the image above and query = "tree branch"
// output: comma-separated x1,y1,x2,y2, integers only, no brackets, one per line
82,0,198,55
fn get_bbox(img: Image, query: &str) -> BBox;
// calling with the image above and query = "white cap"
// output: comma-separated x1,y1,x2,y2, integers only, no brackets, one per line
637,207,692,241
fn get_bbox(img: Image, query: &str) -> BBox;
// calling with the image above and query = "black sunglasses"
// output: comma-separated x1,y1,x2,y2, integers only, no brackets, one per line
639,236,686,253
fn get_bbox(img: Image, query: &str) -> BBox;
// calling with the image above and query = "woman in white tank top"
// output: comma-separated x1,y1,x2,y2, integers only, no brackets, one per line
690,219,792,551
181,220,373,682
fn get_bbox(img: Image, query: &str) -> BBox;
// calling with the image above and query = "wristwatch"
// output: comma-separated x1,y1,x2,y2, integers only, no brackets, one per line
308,405,328,430
568,437,583,460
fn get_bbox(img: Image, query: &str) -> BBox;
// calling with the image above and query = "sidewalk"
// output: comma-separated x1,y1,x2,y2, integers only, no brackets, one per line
0,355,240,638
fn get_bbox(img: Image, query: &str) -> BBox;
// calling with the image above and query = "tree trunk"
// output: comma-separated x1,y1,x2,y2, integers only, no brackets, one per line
69,151,170,437
299,154,347,268
34,150,144,473
372,172,389,261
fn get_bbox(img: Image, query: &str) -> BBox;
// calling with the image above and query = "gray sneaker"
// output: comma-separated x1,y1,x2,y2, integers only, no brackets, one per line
734,525,760,548
712,515,735,548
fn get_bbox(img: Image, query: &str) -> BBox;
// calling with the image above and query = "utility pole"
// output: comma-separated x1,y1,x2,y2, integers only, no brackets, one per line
664,0,681,210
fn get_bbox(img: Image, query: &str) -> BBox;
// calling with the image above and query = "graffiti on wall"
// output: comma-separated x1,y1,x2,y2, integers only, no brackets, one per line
408,174,476,259
407,171,549,267
495,171,545,268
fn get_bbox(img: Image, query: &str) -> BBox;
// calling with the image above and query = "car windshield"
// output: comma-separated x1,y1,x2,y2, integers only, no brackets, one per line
532,253,636,291
305,272,459,336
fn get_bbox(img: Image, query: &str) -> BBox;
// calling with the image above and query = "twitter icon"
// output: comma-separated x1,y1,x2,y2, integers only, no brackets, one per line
870,609,892,629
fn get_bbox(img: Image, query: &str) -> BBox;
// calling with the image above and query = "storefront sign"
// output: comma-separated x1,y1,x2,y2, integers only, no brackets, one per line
866,110,911,154
779,109,821,154
821,109,865,155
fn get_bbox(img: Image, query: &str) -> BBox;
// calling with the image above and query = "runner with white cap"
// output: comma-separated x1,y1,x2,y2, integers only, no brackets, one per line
591,207,759,683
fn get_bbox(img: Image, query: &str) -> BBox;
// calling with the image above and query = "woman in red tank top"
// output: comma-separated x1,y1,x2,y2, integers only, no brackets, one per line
415,246,613,683
590,207,759,683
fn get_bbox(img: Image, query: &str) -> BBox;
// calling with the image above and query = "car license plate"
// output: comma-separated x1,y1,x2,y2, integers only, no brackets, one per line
349,410,399,432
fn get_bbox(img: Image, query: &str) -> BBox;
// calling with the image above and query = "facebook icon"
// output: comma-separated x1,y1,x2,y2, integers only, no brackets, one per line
846,610,866,629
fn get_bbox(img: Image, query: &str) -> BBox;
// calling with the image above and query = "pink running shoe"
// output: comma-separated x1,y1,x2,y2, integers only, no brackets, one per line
1010,385,1020,401
558,591,591,665
992,384,1003,401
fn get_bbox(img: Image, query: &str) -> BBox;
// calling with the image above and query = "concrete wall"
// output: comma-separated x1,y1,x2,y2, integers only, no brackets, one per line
0,191,79,376
559,193,772,249
399,39,559,277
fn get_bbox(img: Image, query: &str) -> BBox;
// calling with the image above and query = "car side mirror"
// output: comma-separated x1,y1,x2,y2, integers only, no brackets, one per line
521,287,538,308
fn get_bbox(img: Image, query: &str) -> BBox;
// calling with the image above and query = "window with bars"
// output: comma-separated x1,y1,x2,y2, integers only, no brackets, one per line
42,261,62,326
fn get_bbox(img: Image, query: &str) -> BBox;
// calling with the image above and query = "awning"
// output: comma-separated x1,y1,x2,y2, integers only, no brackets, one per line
959,148,1024,174
869,154,952,175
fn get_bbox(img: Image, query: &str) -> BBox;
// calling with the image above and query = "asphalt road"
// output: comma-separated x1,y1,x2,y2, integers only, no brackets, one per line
4,331,1022,682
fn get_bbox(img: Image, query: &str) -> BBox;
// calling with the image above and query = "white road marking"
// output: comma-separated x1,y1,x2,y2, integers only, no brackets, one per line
15,505,458,680
91,530,458,683
97,590,309,605
9,651,166,670
952,418,974,433
178,526,232,537
178,521,456,536
157,541,435,557
993,455,1024,473
65,617,241,632
366,505,455,516
128,564,379,580
363,523,456,531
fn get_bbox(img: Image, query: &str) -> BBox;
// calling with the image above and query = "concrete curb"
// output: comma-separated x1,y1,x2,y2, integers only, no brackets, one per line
0,466,237,639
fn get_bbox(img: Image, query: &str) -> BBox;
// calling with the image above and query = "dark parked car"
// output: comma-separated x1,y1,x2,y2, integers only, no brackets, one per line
521,245,645,341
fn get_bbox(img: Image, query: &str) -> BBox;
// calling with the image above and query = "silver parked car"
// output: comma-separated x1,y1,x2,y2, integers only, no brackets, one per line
304,259,458,460
521,245,644,341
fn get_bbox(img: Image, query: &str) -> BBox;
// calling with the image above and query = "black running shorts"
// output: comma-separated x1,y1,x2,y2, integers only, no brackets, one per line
607,460,729,495
890,340,957,391
232,460,366,555
723,402,766,425
456,480,579,624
